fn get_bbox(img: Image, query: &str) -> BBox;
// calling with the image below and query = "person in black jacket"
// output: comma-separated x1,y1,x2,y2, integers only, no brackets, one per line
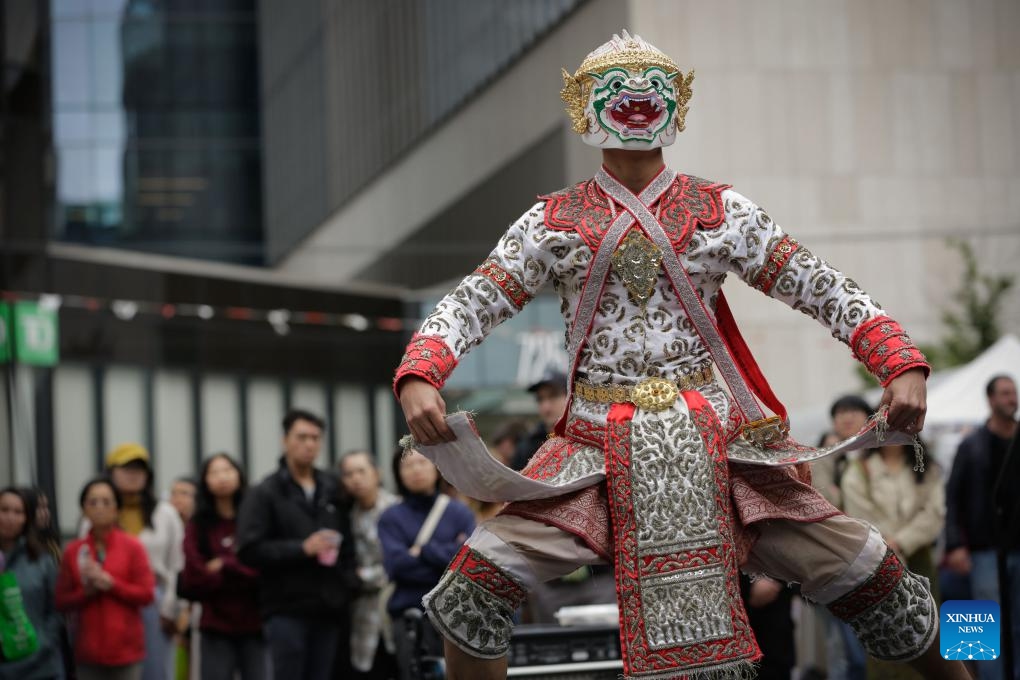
738,573,795,680
236,409,357,680
945,374,1018,680
510,368,568,471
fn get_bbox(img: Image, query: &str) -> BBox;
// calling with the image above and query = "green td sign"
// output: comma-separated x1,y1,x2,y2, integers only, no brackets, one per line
0,301,60,366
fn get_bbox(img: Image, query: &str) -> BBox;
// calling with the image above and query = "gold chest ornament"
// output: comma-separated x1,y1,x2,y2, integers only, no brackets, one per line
611,229,663,307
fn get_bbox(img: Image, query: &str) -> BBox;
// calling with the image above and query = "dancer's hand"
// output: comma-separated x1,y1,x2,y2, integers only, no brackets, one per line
879,368,927,433
399,378,455,445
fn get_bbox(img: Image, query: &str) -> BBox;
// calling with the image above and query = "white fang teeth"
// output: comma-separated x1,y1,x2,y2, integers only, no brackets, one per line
615,95,663,112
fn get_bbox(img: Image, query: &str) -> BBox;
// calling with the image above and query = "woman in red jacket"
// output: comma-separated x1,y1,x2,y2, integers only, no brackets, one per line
56,479,155,680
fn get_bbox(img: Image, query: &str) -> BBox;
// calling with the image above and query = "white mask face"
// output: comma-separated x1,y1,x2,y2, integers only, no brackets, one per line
580,66,679,150
560,31,693,150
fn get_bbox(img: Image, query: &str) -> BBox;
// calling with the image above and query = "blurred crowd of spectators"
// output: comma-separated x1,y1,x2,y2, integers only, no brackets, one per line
0,373,1015,680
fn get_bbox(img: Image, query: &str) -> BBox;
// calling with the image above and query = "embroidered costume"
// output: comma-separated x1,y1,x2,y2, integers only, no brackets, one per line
394,32,936,680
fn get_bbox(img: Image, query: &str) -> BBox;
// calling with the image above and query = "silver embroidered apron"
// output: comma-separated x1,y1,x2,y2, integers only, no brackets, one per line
567,169,758,677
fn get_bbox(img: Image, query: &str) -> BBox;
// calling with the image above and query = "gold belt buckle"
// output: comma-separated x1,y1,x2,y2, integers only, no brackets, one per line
631,377,679,412
741,415,789,446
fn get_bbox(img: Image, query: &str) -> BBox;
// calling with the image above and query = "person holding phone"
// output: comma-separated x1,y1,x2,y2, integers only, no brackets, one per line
236,410,358,680
56,479,154,680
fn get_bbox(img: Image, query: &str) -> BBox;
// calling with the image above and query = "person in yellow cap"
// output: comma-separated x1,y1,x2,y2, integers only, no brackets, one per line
104,443,150,535
98,442,185,680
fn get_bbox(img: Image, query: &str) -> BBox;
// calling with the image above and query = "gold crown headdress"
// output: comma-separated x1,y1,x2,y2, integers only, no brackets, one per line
560,30,695,135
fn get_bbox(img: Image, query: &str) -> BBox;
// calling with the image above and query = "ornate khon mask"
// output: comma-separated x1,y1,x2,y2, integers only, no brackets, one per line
560,30,694,150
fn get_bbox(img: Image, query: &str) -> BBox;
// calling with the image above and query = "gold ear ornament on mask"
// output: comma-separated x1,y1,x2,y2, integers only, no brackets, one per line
560,68,592,134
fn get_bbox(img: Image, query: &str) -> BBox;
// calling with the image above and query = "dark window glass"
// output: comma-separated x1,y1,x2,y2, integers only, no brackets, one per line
51,0,264,265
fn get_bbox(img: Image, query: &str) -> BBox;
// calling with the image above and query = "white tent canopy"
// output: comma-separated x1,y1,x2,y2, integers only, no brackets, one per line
925,334,1020,428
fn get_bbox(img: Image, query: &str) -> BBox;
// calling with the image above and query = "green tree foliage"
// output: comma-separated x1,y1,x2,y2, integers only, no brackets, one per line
931,239,1014,368
856,239,1015,386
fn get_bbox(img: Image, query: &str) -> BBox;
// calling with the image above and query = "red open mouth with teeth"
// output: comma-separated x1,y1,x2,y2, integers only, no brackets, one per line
608,94,665,131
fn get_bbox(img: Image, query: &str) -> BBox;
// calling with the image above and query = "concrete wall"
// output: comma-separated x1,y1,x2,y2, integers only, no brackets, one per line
49,361,393,535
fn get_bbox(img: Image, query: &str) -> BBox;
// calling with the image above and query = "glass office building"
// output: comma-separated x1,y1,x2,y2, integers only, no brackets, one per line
51,0,263,263
49,0,583,266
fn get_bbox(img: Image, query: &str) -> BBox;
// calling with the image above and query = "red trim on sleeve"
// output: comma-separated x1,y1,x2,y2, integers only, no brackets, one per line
393,333,458,396
475,259,532,310
850,316,930,386
752,235,800,294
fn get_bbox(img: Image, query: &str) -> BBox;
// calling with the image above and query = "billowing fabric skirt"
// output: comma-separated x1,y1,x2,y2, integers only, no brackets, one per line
424,387,937,680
